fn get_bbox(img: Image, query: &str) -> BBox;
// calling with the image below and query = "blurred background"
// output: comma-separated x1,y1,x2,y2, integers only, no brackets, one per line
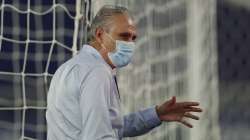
0,0,249,140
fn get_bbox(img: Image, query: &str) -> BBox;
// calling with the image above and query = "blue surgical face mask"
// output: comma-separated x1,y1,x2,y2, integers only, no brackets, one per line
103,33,135,68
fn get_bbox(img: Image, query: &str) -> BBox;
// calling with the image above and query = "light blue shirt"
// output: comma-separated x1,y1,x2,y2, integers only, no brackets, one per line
46,45,161,140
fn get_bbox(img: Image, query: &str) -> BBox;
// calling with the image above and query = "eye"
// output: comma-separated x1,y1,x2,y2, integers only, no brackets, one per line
119,32,137,42
119,33,130,40
132,35,137,42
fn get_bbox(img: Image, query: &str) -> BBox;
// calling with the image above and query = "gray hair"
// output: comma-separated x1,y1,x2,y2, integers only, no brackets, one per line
88,5,131,42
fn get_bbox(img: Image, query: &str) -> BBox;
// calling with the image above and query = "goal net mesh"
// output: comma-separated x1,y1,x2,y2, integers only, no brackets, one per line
0,0,87,139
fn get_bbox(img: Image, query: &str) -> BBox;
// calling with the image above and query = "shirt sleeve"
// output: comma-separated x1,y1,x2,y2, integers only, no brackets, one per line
118,107,162,139
79,66,116,140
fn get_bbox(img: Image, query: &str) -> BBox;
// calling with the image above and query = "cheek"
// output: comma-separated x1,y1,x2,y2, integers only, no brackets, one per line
104,40,116,52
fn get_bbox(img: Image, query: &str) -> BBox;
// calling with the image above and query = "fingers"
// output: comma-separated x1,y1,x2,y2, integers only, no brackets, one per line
178,102,200,107
173,102,199,110
184,107,203,112
184,112,199,120
180,112,200,128
179,118,193,128
164,97,201,109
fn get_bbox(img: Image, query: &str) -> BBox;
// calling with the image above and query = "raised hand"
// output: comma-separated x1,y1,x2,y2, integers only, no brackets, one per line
156,96,202,128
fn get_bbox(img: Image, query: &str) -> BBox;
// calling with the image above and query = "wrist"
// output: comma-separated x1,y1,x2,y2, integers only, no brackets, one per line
155,105,162,121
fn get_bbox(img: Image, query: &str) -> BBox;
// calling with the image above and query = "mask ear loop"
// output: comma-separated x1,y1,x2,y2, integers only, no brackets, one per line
104,31,116,43
99,41,106,50
103,32,117,53
97,32,110,52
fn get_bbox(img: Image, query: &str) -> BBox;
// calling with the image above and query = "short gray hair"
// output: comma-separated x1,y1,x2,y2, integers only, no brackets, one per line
88,5,131,42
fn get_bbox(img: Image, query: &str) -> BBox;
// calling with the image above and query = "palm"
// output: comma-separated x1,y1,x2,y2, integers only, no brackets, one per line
160,111,184,121
156,96,202,128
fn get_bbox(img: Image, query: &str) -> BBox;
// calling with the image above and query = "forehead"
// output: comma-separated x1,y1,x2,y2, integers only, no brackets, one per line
110,14,137,35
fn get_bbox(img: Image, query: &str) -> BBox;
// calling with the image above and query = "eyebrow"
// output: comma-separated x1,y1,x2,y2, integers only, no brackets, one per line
119,32,137,40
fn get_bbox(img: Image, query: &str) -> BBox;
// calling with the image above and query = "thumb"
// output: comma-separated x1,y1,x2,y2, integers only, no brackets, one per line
157,96,176,116
166,96,176,106
170,96,176,105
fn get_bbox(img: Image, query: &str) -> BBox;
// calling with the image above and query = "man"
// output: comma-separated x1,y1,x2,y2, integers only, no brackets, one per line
46,5,202,140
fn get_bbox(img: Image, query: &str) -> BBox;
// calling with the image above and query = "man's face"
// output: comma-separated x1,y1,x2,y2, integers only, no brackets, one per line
101,14,137,52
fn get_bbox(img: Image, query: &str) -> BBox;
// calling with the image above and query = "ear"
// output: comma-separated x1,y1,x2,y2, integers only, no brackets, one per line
95,27,105,44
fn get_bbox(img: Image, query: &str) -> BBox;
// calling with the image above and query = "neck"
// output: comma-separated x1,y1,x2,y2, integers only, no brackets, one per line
89,41,116,69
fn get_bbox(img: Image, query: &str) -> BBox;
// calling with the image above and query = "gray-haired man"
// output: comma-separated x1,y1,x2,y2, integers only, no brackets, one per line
46,5,202,140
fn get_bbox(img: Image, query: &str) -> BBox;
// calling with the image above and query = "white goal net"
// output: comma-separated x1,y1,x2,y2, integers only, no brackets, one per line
0,0,87,139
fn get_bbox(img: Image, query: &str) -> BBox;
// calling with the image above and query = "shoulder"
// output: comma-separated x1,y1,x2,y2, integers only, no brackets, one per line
79,65,113,97
84,65,113,83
